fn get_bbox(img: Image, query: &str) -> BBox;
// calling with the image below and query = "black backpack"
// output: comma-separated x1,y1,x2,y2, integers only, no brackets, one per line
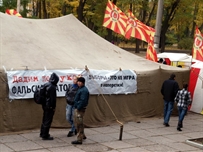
34,85,47,104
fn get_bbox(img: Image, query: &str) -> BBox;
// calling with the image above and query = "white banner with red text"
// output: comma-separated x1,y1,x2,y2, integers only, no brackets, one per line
6,69,137,99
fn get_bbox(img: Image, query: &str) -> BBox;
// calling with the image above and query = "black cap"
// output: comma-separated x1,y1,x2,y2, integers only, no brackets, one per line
78,77,85,84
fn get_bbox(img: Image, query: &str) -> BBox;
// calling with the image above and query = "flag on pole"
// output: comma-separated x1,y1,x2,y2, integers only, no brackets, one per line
192,27,203,61
5,9,22,18
103,0,128,36
188,27,203,114
125,10,155,42
146,36,157,62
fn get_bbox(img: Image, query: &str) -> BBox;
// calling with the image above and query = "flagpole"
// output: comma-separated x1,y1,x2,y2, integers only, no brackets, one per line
154,0,164,53
17,0,20,12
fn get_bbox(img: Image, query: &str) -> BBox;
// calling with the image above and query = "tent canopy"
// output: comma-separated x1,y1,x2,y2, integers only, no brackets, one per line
0,13,183,72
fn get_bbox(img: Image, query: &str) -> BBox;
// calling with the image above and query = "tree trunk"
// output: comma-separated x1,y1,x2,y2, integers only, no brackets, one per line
61,2,67,15
36,0,39,17
160,0,180,52
129,3,132,11
141,0,148,23
33,0,37,17
77,0,86,22
146,2,156,26
42,0,47,19
135,40,141,53
160,33,166,53
38,0,41,19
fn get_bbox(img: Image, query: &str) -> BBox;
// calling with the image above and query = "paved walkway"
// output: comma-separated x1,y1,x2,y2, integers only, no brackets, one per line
0,112,203,152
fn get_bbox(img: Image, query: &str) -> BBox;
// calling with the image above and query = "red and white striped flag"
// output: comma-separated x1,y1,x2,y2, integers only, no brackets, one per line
146,36,157,62
125,10,155,42
103,1,128,36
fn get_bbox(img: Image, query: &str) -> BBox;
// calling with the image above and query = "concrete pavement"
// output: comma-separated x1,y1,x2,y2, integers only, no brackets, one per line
0,112,203,152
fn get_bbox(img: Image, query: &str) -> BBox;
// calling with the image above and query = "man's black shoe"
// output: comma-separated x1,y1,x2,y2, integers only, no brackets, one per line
42,136,54,140
67,131,74,137
177,128,182,131
163,123,170,127
83,136,87,140
40,134,50,138
71,140,82,145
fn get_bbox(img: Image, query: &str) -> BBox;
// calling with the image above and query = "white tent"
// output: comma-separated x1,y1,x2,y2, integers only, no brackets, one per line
158,52,189,61
157,53,198,68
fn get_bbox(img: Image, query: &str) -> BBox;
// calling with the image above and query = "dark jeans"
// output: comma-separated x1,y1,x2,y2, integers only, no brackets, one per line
40,106,55,138
177,106,187,128
164,100,174,124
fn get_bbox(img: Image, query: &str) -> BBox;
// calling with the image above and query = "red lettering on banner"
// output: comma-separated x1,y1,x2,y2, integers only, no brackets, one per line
67,75,72,80
33,76,38,82
18,77,23,82
23,77,29,83
42,76,49,82
60,76,66,83
42,76,46,82
13,76,39,83
13,76,18,83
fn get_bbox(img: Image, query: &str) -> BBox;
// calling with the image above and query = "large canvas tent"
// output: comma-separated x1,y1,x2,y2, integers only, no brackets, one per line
0,13,189,133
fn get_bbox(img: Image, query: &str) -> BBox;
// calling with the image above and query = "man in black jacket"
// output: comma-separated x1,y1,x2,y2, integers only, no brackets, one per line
40,72,59,140
161,73,179,127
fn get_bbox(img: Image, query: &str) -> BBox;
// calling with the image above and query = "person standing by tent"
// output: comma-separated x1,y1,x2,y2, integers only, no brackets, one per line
40,73,59,140
175,83,192,131
65,76,78,137
71,77,89,145
161,73,179,127
158,58,167,64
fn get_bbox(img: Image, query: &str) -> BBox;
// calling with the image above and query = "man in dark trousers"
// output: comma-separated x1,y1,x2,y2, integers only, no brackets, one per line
161,73,179,127
72,77,89,145
40,72,59,140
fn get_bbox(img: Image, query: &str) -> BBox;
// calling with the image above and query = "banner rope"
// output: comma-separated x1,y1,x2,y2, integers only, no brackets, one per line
85,65,123,126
